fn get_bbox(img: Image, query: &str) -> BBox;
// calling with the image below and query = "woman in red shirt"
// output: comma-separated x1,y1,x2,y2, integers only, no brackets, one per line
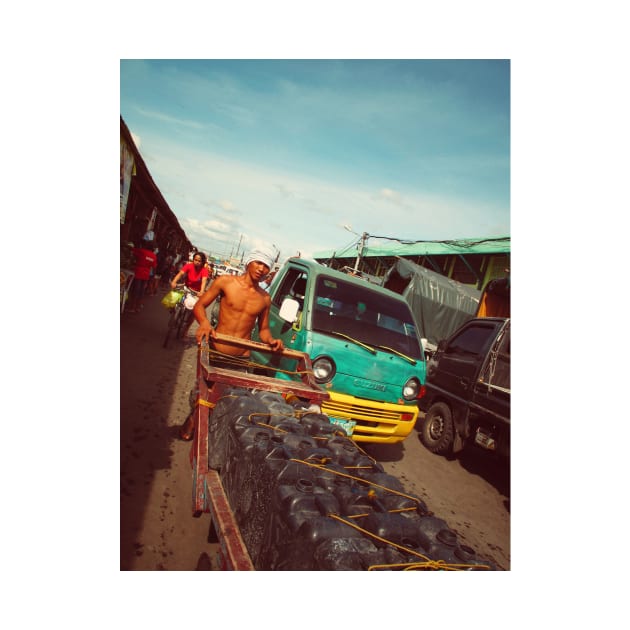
170,251,209,295
169,252,210,338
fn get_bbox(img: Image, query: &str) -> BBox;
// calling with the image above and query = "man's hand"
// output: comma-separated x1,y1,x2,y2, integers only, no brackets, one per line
268,337,284,352
195,320,216,346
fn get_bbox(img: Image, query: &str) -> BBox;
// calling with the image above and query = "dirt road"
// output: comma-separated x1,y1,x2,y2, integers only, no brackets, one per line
120,287,510,570
120,289,220,570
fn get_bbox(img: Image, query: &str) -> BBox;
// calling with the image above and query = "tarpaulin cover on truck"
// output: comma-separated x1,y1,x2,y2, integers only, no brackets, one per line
382,258,481,346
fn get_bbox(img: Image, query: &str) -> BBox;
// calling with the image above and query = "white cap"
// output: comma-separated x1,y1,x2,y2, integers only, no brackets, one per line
245,247,275,269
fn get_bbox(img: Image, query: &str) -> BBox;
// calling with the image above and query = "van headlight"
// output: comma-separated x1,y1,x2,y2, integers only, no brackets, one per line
312,356,336,383
402,377,420,400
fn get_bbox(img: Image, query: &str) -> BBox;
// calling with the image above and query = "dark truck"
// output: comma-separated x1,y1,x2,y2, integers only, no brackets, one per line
418,317,510,458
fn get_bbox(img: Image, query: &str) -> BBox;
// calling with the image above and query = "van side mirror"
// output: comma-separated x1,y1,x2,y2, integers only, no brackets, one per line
279,297,300,323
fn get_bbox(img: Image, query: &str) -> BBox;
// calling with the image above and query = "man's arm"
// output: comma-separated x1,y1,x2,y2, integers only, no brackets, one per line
193,276,225,344
171,268,184,289
257,297,284,352
198,273,208,296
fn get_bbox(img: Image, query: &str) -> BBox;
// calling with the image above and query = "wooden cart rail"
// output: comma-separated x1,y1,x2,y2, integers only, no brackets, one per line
190,333,330,570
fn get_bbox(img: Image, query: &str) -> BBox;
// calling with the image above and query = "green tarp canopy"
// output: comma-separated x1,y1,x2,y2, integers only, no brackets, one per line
382,258,481,347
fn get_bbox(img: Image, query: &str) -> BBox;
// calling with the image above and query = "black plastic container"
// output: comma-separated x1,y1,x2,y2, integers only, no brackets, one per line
362,512,426,550
312,537,386,571
325,436,363,467
207,392,268,470
300,412,340,438
222,426,273,507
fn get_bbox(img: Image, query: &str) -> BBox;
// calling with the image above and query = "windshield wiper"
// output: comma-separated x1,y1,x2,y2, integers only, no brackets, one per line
373,345,417,365
329,331,376,354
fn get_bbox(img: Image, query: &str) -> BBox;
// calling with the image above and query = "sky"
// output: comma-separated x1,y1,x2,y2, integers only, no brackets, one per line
120,59,510,264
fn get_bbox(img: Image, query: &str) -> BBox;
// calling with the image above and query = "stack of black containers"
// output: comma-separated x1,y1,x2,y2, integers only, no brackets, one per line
208,387,494,570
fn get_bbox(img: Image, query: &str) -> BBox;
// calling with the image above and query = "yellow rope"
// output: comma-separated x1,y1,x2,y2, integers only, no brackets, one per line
192,393,238,409
344,465,377,471
327,514,490,571
327,513,431,562
253,421,289,434
368,561,473,571
289,458,426,506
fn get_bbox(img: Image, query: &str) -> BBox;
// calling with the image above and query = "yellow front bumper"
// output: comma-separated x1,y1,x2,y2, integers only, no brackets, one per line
321,391,419,444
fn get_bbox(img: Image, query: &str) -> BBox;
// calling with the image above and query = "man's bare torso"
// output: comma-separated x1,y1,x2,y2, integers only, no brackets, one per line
213,275,271,356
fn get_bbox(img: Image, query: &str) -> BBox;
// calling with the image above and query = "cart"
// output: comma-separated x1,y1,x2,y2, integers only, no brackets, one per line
188,333,329,570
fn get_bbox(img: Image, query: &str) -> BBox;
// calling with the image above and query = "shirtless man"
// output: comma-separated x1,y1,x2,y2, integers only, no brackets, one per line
193,247,284,355
178,248,283,441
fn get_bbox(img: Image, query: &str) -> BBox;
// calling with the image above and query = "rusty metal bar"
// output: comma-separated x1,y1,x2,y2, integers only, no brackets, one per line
205,469,254,570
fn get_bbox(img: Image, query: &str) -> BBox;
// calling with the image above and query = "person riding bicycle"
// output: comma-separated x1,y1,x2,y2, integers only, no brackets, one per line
170,251,209,338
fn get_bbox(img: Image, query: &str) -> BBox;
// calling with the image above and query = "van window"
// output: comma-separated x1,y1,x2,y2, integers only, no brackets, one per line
481,326,510,389
445,324,497,357
311,275,422,359
272,268,308,310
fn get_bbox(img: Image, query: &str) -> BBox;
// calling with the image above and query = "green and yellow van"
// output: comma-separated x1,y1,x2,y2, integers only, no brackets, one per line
252,258,427,444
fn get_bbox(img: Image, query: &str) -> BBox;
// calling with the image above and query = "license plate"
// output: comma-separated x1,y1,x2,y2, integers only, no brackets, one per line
328,416,356,436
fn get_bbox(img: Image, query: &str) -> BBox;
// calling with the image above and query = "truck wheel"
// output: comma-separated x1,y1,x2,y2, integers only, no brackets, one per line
420,402,454,455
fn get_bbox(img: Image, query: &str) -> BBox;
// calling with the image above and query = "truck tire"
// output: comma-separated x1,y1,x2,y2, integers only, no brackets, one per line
420,402,455,455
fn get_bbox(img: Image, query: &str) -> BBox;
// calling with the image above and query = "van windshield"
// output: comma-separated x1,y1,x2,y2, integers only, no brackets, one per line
311,275,423,360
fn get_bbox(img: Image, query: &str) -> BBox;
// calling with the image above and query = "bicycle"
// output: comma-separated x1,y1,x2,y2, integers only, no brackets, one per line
163,284,199,349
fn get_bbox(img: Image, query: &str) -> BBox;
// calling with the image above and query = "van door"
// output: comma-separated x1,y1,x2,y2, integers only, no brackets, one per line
430,320,503,401
473,320,510,420
254,265,310,375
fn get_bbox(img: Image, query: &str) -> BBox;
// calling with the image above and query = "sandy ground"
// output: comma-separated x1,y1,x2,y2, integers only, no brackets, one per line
120,286,219,570
120,283,509,571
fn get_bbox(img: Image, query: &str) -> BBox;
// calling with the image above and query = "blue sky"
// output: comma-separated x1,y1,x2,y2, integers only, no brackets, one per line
120,59,509,263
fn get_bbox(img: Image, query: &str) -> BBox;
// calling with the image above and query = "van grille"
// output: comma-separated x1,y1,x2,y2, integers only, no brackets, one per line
322,399,401,421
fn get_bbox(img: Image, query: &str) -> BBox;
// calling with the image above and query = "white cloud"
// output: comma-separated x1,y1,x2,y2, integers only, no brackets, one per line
136,131,508,259
136,107,205,130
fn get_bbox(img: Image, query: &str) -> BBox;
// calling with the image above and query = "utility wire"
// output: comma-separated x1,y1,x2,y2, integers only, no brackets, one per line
367,235,510,248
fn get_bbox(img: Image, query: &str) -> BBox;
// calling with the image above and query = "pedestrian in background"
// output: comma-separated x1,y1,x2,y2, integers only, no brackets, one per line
147,247,163,296
126,240,157,313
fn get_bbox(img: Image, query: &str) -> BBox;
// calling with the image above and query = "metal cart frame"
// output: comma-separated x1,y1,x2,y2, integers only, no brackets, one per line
189,333,329,570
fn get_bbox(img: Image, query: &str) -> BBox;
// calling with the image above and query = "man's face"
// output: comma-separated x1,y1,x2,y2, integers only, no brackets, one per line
249,260,270,281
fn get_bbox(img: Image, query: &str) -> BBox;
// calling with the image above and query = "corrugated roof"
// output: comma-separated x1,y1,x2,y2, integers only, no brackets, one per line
314,236,510,260
120,116,193,250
